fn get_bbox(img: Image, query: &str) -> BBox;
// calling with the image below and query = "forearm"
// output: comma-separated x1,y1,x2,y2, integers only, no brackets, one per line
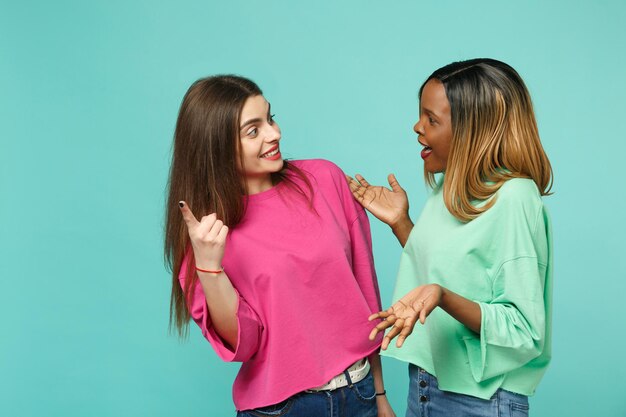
391,216,414,247
198,271,239,349
368,353,396,416
368,352,385,393
439,286,482,334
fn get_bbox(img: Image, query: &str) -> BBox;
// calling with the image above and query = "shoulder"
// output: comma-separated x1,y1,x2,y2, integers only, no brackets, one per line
492,178,545,229
289,158,344,174
288,158,346,182
289,158,360,214
496,178,542,207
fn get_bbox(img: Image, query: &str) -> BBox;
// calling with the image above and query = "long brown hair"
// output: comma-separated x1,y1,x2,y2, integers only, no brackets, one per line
420,58,553,222
164,75,311,337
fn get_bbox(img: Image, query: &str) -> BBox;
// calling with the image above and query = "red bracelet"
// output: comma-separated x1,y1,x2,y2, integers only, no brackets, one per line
195,266,223,274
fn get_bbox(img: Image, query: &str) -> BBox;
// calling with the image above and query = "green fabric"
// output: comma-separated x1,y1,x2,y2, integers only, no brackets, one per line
382,178,552,399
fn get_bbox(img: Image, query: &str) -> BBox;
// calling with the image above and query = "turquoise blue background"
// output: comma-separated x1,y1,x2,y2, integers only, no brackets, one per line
2,1,625,416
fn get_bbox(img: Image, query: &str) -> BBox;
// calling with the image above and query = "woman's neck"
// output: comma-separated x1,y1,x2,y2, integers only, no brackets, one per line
245,174,275,195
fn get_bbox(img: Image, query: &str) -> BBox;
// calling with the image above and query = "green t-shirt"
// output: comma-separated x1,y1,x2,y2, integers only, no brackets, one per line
382,178,552,399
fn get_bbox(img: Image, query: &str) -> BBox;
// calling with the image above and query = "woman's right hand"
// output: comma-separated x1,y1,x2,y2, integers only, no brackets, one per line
179,201,228,271
368,284,444,350
347,173,409,227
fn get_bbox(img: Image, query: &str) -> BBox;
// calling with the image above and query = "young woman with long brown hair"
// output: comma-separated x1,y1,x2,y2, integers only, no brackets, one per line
164,75,395,417
348,59,553,417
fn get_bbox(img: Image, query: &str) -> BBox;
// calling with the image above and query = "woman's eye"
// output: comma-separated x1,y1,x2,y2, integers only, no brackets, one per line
269,114,276,124
428,117,436,124
247,127,258,136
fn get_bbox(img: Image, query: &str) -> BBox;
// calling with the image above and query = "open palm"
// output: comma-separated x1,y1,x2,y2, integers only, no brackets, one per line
346,173,409,227
368,284,443,350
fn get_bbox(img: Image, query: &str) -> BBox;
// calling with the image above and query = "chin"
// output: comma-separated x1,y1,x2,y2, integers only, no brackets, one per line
272,159,285,170
425,167,444,174
424,162,446,174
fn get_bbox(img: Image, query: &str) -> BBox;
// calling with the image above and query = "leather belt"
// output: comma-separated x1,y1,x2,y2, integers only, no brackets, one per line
307,359,370,391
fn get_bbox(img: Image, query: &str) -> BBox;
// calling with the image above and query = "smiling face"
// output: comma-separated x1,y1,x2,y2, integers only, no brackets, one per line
414,79,453,174
237,94,283,194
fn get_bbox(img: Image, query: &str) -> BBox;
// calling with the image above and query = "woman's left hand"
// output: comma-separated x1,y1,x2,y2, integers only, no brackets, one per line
376,394,396,417
369,284,443,350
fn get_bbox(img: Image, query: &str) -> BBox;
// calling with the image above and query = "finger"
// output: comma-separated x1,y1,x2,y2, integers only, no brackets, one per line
419,307,430,325
372,315,396,332
369,327,381,341
369,306,395,321
396,316,418,347
206,219,224,240
381,336,391,351
178,201,200,228
216,225,229,242
346,175,363,195
385,318,405,342
368,315,396,340
196,213,218,236
381,318,404,350
355,174,371,188
387,174,403,192
369,325,386,341
368,310,393,321
190,213,217,240
413,298,432,325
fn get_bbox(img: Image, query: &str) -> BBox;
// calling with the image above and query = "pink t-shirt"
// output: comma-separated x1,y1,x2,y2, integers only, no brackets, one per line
180,159,383,411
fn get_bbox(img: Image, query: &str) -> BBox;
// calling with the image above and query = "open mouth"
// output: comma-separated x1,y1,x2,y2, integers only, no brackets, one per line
260,146,280,159
421,146,432,159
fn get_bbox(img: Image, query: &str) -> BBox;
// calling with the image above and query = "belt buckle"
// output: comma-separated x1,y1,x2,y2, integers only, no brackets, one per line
307,358,367,392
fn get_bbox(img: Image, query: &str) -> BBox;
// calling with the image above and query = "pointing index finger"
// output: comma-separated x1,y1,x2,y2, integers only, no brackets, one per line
178,201,199,228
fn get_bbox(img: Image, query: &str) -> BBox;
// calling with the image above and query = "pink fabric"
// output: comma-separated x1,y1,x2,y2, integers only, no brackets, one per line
179,159,383,411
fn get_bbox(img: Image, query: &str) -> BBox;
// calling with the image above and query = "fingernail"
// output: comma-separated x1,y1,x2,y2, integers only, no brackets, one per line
179,201,184,208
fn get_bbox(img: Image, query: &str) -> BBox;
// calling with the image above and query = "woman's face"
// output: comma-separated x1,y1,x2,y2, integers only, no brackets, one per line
413,79,452,174
237,94,283,193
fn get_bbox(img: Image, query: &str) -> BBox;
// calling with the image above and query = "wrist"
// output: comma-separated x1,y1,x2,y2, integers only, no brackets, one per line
438,285,449,309
390,214,413,232
195,264,223,274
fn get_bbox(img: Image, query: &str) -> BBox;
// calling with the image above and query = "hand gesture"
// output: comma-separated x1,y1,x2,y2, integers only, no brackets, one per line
369,284,443,350
346,173,409,227
179,201,228,271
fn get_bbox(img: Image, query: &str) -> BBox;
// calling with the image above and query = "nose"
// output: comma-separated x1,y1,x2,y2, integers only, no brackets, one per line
413,119,424,136
265,123,281,143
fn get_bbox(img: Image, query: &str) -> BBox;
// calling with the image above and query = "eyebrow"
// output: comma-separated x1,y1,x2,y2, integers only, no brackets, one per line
239,103,272,130
421,107,440,119
239,117,263,130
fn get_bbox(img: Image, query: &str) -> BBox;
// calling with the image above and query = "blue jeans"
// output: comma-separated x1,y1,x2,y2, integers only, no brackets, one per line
236,370,377,417
406,364,529,417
